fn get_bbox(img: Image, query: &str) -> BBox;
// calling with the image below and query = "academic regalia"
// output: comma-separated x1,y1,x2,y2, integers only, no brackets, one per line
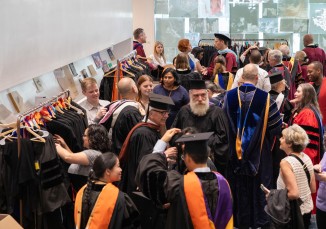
213,72,234,90
283,56,305,88
119,125,161,195
118,94,174,195
75,183,140,229
300,63,308,83
135,152,233,229
111,105,142,155
223,84,282,228
303,45,326,76
269,64,293,100
291,106,324,165
136,143,233,229
176,69,202,92
316,78,326,126
171,105,230,176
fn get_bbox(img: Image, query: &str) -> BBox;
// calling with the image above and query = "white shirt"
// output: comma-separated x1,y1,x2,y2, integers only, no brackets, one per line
149,54,166,67
232,64,271,92
79,99,110,124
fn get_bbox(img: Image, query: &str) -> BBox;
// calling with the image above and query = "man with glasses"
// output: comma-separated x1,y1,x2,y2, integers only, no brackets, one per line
118,93,174,196
172,80,229,176
135,131,233,229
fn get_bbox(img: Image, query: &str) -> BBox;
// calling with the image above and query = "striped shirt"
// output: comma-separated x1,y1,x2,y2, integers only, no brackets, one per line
277,153,314,214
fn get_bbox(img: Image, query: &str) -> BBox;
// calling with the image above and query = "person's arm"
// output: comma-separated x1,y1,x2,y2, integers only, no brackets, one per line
240,45,258,63
310,168,316,194
314,163,326,182
93,107,107,123
55,144,89,165
280,160,299,199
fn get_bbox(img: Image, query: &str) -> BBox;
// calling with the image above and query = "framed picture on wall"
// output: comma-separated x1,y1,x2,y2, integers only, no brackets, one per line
107,48,116,61
91,52,103,68
68,63,78,76
102,60,110,73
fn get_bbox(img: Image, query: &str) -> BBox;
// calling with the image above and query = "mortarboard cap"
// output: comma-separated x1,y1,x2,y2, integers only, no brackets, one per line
149,93,174,110
189,80,207,90
266,71,284,84
175,132,214,153
214,33,231,43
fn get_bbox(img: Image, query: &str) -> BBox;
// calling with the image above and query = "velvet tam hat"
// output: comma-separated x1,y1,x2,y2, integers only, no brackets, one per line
266,71,284,84
189,80,207,90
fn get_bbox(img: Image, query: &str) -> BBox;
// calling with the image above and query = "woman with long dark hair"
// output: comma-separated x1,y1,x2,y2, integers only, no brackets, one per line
290,83,323,165
74,153,140,229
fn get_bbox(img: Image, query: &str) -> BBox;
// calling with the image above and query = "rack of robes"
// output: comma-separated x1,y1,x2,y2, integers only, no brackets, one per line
198,38,289,67
99,50,151,102
0,89,87,229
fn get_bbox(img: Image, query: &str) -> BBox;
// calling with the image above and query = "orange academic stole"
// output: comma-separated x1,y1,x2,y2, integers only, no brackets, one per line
74,183,119,229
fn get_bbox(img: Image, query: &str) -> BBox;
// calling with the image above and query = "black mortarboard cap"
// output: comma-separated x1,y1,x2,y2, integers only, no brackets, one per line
214,33,231,43
149,93,174,110
175,132,214,153
189,80,207,90
266,71,284,84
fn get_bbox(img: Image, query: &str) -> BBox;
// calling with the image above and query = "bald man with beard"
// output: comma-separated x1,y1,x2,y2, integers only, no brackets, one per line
171,80,229,176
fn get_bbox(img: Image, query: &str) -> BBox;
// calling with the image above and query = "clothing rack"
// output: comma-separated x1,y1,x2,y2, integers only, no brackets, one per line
198,38,289,47
15,89,70,226
115,50,137,97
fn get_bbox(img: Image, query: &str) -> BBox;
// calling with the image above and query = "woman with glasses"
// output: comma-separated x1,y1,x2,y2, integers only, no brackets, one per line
153,68,189,129
54,124,110,191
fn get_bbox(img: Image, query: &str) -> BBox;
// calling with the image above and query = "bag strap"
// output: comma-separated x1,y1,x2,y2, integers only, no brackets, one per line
290,154,310,185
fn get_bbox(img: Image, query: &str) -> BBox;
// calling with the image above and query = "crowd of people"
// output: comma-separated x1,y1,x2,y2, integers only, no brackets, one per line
57,28,326,229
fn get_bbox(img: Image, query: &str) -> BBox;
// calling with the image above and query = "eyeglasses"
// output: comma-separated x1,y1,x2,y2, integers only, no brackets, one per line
152,109,169,116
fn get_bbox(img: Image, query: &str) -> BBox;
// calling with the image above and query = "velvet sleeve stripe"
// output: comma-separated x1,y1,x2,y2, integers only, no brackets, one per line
299,125,320,134
307,143,318,150
307,134,319,142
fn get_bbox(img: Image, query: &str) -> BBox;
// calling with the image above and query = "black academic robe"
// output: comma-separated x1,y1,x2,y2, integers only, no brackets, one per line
171,105,229,176
135,153,220,229
112,106,142,155
80,183,140,229
119,126,161,195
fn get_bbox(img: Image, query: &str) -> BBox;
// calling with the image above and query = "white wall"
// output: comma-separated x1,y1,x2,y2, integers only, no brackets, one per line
132,0,155,57
0,0,133,123
0,0,132,91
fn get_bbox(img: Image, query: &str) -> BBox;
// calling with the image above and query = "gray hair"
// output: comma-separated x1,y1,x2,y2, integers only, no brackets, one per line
269,50,283,64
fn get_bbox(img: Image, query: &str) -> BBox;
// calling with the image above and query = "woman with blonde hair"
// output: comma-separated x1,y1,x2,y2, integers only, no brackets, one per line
149,41,167,80
212,55,234,90
149,41,167,68
277,124,316,229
